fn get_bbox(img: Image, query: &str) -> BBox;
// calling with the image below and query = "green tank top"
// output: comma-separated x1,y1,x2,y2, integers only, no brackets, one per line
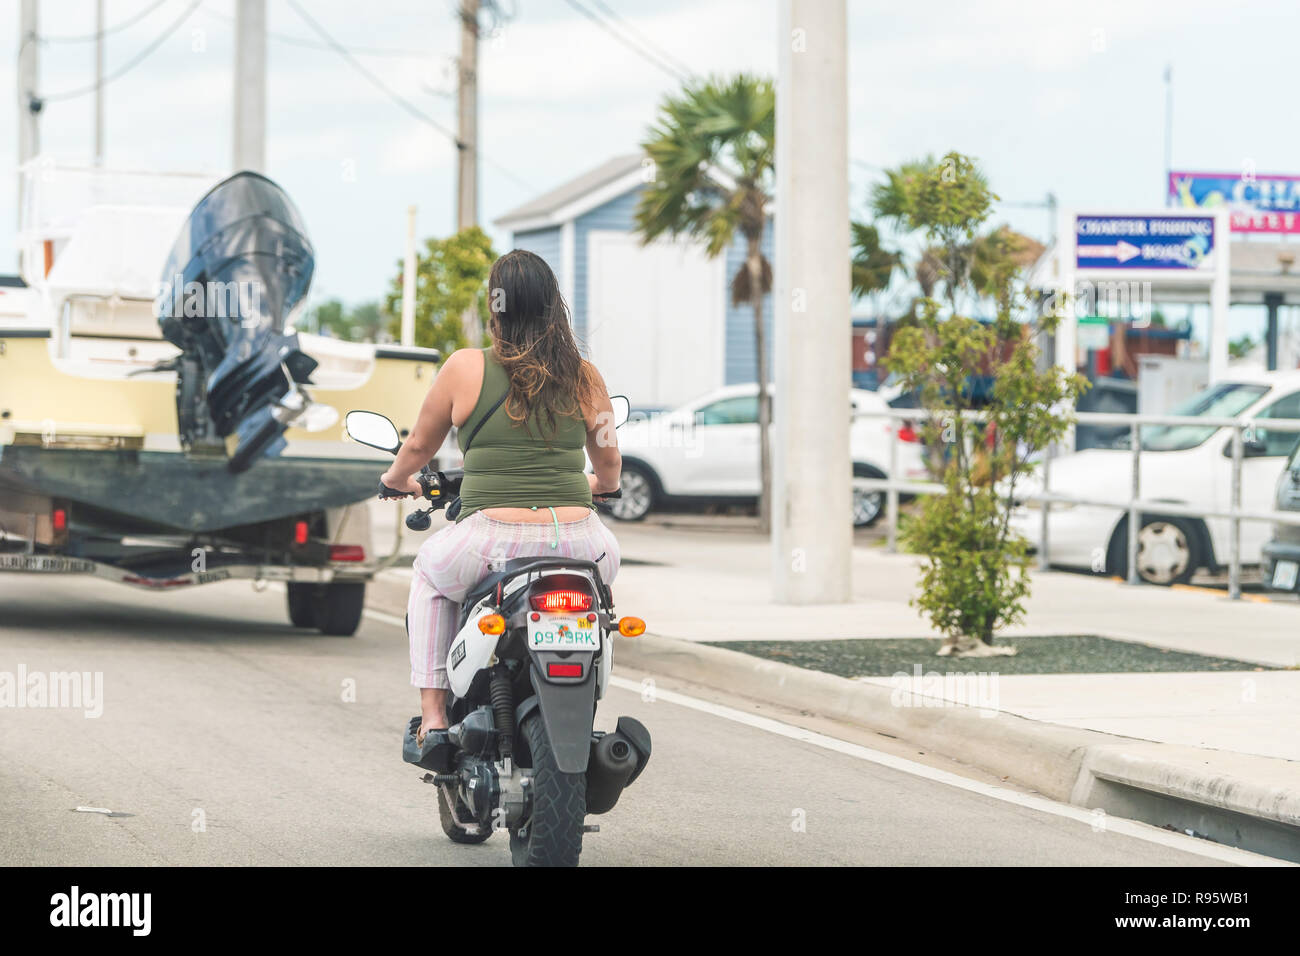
454,348,593,522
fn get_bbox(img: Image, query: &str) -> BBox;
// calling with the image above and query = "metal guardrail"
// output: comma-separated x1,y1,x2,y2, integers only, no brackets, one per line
856,406,1300,600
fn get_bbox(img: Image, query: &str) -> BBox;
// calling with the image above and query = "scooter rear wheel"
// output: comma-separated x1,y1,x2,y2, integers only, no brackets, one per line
510,712,586,867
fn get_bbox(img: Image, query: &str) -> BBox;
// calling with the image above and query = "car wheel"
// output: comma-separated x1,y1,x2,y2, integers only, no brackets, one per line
852,464,885,528
286,582,317,628
1108,516,1202,586
315,581,366,635
604,462,656,522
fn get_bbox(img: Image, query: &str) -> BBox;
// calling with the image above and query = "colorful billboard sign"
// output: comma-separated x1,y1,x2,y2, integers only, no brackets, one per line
1167,171,1300,233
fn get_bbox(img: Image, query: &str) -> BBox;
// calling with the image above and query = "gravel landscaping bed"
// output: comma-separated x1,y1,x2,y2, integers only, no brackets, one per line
706,635,1279,678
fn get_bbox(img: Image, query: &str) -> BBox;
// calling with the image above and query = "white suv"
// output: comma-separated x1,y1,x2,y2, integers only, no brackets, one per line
1010,369,1300,584
602,384,929,525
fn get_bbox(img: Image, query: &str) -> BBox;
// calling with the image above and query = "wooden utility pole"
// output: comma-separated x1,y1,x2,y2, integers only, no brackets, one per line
17,0,40,234
456,0,479,230
457,0,482,344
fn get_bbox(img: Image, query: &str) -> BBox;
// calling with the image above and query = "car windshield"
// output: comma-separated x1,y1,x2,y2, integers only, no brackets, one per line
1111,382,1269,452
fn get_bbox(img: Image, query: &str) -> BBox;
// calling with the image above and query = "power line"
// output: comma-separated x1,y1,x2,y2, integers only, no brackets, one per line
36,0,170,44
201,4,450,60
561,0,688,82
284,0,535,193
586,0,693,78
39,0,204,103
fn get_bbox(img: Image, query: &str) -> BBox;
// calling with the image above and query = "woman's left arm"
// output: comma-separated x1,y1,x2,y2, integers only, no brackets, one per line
380,349,467,495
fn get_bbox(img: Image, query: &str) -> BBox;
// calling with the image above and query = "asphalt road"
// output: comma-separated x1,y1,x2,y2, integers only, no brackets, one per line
0,573,1259,866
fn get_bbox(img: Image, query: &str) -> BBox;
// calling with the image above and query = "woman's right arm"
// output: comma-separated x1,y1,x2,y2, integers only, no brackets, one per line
582,363,622,496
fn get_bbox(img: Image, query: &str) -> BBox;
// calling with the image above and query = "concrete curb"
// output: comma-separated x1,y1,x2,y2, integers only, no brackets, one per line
615,634,1300,860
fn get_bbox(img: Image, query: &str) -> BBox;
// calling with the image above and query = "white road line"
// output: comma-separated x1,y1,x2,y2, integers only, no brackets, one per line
606,676,1291,867
363,608,408,629
358,605,1287,866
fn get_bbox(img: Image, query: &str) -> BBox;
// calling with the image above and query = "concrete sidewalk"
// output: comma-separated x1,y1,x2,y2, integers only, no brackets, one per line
604,520,1300,763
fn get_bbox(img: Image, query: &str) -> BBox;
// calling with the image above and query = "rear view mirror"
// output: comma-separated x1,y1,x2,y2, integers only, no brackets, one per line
345,410,401,453
610,395,630,429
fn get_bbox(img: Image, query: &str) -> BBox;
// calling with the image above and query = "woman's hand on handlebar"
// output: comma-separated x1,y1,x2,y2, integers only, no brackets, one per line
379,471,422,498
587,471,620,502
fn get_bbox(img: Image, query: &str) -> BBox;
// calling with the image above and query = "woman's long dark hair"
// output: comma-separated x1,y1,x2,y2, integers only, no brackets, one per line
487,249,596,438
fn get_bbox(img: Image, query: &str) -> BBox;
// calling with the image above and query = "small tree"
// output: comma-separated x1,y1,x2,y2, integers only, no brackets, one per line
385,226,496,354
308,298,388,342
636,74,776,531
881,153,1087,656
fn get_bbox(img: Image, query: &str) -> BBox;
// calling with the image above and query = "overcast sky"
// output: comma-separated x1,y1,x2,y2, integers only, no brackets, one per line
4,0,1298,320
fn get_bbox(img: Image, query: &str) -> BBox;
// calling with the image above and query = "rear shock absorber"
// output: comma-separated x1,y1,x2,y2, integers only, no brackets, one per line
489,666,514,760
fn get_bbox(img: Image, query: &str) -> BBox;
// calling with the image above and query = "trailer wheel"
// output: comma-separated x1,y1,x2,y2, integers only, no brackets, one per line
286,583,318,628
316,582,365,636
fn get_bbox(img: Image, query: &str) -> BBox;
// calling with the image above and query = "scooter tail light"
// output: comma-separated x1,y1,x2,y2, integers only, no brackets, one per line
529,589,593,613
328,544,366,562
547,663,583,678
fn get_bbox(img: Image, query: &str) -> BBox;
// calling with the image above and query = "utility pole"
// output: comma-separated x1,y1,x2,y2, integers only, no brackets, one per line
456,0,482,344
1163,64,1173,196
456,0,479,230
401,206,418,347
232,0,266,172
17,0,40,235
94,0,104,164
772,0,852,604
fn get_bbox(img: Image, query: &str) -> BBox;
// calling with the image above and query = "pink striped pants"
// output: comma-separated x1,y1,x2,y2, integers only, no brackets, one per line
406,511,621,689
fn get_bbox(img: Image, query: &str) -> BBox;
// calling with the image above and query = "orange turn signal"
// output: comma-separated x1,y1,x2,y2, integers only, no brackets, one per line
617,616,646,637
478,614,506,635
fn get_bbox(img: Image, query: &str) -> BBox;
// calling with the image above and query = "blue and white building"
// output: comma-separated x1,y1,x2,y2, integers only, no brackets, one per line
494,153,773,409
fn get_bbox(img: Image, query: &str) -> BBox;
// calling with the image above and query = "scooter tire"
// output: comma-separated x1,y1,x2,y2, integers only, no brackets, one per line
510,712,586,867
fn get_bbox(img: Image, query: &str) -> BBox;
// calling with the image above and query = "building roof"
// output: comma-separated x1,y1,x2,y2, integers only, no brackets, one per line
494,153,644,230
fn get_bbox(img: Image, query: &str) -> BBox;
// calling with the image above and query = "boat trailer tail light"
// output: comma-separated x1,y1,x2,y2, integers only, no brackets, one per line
547,662,583,678
328,544,365,562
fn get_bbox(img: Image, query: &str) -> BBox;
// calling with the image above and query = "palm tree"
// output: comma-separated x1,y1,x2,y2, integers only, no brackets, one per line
850,222,902,300
636,73,776,532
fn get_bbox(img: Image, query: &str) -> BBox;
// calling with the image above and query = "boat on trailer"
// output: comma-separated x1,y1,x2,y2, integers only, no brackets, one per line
0,159,439,635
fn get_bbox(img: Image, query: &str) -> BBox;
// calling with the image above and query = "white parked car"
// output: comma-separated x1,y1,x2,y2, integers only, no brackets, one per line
1010,370,1300,585
602,384,929,525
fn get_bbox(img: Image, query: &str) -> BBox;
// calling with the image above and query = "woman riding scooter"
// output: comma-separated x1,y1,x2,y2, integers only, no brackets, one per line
378,250,623,742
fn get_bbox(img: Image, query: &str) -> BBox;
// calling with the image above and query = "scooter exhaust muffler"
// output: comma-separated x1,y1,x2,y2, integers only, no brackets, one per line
585,716,651,815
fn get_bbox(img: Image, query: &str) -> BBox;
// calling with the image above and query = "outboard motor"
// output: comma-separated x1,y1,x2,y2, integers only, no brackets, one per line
157,171,326,472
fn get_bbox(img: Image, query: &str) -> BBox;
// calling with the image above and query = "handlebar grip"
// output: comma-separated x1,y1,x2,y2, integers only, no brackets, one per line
378,480,408,499
596,488,621,499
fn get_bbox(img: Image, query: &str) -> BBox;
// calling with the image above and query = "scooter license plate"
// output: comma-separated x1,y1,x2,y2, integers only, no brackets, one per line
1272,560,1298,591
528,615,601,651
